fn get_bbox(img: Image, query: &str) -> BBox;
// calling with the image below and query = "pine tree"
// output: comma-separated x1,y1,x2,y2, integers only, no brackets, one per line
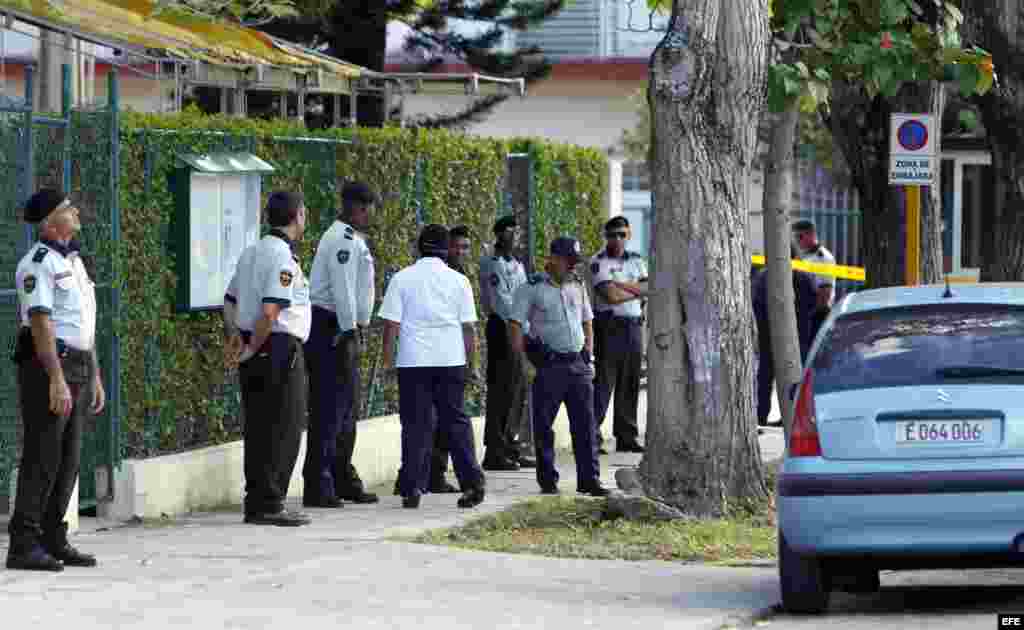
259,0,566,127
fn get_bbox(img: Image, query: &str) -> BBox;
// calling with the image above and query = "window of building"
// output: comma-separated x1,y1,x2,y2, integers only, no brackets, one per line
622,161,651,192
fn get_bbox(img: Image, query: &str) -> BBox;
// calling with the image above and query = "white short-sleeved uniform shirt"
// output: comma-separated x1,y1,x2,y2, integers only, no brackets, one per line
16,240,97,351
225,231,311,342
510,274,593,354
589,250,648,318
800,244,836,306
479,253,527,321
377,257,478,368
309,220,375,331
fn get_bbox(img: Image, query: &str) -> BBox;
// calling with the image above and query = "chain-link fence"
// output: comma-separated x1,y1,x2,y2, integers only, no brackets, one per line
0,67,120,509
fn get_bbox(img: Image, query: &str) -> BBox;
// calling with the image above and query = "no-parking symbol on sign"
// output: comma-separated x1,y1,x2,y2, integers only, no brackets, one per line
890,113,936,185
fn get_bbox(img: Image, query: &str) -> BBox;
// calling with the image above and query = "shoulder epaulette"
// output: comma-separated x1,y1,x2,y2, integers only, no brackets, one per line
32,247,48,263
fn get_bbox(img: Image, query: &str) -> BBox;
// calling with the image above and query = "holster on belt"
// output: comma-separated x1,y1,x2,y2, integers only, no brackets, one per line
524,336,548,369
11,327,33,365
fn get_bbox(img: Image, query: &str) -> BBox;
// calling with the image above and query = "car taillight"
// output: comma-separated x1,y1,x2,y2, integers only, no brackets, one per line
789,368,822,457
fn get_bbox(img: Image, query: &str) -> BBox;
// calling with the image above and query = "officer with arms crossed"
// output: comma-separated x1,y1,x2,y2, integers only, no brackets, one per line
509,237,609,497
224,191,312,527
8,189,104,571
379,224,486,510
306,182,380,506
590,216,648,454
479,216,531,471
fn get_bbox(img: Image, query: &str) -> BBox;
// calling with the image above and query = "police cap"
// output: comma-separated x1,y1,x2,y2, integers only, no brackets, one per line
24,188,70,224
550,236,582,261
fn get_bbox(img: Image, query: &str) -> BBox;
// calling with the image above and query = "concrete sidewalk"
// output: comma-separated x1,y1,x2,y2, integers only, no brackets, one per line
0,433,785,630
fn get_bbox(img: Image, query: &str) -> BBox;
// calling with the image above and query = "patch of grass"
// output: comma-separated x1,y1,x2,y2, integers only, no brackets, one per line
412,496,778,563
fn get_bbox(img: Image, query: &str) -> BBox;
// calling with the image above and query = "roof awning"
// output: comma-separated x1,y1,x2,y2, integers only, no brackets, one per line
0,0,364,86
177,152,275,173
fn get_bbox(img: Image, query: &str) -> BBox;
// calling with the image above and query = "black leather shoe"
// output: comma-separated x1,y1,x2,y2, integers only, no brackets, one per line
402,493,421,509
7,546,64,572
429,480,460,494
616,443,645,453
340,491,380,504
47,543,97,567
456,486,485,508
244,510,310,526
482,457,520,472
303,496,344,509
577,482,611,497
539,484,560,495
516,455,537,468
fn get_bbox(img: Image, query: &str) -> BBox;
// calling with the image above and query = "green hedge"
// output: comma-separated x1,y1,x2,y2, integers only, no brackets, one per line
116,109,608,458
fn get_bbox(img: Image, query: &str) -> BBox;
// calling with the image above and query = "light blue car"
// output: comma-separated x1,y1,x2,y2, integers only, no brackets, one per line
777,282,1024,614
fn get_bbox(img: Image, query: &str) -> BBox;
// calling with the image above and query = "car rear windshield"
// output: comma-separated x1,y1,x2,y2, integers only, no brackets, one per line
811,303,1024,394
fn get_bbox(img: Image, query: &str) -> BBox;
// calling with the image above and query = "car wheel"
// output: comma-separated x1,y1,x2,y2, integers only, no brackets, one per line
778,532,830,614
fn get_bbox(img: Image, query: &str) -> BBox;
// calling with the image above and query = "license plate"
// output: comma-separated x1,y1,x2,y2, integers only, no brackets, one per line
895,420,993,445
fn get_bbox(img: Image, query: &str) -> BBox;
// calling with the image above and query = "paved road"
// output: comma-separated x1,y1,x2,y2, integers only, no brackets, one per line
761,569,1024,630
0,441,785,630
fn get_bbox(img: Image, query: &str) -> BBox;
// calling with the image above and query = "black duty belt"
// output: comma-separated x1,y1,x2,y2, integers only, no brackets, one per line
56,339,91,361
596,313,642,324
547,351,582,363
239,330,302,347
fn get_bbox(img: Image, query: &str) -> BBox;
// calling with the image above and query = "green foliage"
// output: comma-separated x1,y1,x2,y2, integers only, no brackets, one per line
117,107,607,457
410,496,777,563
768,0,994,113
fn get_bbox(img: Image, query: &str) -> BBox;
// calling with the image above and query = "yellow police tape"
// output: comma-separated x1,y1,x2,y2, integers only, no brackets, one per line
751,255,866,282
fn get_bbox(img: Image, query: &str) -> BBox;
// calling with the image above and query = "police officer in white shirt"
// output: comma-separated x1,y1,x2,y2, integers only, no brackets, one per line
590,216,648,454
8,189,104,571
224,191,312,527
379,224,486,510
478,215,531,471
304,182,379,506
792,219,836,333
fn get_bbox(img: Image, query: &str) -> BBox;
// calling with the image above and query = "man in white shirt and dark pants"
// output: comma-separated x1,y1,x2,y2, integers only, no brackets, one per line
379,224,486,510
224,191,312,527
304,182,379,506
792,219,836,335
9,189,104,571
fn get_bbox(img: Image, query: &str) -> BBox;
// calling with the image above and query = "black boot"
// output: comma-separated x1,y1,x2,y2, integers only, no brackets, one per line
7,539,64,572
44,523,97,567
457,483,486,509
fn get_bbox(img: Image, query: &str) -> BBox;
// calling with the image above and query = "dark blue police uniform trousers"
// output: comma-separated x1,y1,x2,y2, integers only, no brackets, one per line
592,313,643,445
397,366,484,496
532,355,600,488
302,306,356,500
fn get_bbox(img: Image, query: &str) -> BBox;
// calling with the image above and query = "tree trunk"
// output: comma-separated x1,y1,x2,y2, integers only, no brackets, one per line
762,103,801,439
964,1,1024,281
639,0,769,517
829,82,945,288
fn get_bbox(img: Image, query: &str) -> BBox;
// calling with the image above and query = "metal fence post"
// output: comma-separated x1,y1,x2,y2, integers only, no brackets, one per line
108,68,121,470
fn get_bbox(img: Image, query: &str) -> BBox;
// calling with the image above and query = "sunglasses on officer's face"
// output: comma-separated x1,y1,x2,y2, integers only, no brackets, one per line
605,231,628,240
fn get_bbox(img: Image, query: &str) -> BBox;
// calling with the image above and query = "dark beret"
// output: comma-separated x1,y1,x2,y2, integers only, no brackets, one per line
341,181,380,206
493,215,517,235
24,188,69,224
792,219,816,233
604,216,629,231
